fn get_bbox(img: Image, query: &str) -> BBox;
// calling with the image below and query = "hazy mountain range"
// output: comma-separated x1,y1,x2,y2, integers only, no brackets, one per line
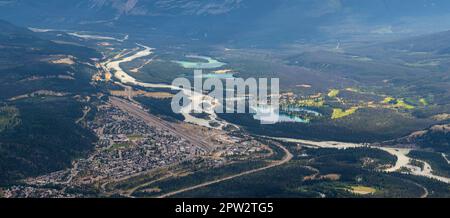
1,0,450,44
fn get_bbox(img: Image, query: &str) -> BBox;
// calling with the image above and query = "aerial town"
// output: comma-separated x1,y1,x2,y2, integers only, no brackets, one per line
2,97,268,198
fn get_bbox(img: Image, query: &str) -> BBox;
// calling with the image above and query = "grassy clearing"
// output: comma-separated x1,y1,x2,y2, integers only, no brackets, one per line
332,107,359,119
348,186,376,195
297,98,325,107
382,97,396,104
382,97,415,110
127,134,144,141
108,142,132,151
327,89,340,98
419,98,429,106
394,99,415,110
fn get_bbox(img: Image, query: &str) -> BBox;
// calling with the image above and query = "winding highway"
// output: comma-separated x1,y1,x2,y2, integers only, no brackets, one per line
157,141,293,198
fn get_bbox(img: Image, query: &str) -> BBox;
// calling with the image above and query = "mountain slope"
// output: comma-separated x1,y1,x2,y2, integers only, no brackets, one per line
392,124,450,153
0,20,100,184
384,30,450,54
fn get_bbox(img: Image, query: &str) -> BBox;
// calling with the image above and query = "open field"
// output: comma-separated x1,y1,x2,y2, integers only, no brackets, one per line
348,186,376,195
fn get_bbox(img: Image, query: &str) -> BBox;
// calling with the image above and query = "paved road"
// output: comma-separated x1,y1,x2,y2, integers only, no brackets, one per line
124,173,174,197
157,141,293,198
417,182,429,198
110,97,293,198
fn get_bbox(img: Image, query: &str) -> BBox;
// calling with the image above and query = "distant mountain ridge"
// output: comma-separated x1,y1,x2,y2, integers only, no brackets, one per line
385,30,450,54
2,0,450,44
88,0,244,16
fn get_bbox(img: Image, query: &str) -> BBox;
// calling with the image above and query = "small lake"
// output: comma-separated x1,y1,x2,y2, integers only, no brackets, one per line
173,55,226,69
252,105,321,124
282,106,322,117
277,114,310,123
195,73,235,79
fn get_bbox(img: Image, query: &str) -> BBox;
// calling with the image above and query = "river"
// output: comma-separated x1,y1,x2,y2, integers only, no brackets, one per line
273,137,450,184
101,44,229,129
102,43,450,184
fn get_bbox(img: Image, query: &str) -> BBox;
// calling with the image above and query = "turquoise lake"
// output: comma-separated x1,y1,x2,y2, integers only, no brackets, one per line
173,55,226,69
